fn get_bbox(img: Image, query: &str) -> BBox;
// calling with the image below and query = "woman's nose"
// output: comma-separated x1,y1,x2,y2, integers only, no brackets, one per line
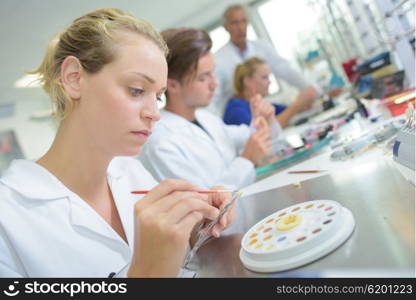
142,98,161,122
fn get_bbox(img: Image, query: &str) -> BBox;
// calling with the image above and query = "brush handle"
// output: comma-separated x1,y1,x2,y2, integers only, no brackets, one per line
131,190,236,195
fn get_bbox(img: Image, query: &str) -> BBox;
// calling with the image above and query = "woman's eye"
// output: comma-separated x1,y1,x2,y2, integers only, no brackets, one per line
128,87,144,97
157,93,166,102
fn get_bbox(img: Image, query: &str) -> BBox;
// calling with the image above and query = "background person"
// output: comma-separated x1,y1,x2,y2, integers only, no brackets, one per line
212,4,319,115
224,57,317,128
139,28,282,190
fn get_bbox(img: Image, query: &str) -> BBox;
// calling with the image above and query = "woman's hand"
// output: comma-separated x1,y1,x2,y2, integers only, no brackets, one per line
250,94,276,126
197,186,237,240
128,179,219,277
241,117,273,166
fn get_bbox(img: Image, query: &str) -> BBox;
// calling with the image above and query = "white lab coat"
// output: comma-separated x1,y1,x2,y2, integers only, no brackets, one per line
139,109,281,190
211,40,311,115
0,157,156,277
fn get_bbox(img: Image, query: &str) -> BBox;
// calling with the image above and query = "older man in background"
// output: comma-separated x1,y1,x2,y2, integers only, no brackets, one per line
212,4,319,116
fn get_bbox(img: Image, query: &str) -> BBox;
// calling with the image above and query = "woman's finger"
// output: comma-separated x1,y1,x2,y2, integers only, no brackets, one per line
165,196,219,226
150,191,209,215
139,179,198,209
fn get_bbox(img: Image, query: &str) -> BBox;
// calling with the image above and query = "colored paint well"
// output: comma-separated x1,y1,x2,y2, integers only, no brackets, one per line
323,219,332,225
255,243,263,249
263,227,272,233
249,233,258,239
265,245,274,251
327,211,336,217
317,204,325,208
296,236,307,242
312,228,322,234
263,235,272,241
266,218,274,224
277,236,287,242
247,239,257,246
278,212,287,217
276,214,302,231
292,207,300,212
325,206,333,211
305,204,314,209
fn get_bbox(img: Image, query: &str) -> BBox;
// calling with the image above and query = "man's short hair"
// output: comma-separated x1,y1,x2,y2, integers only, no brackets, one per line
223,4,246,24
161,28,212,82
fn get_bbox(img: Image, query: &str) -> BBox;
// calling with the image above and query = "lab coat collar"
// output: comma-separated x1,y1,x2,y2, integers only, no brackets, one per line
160,109,214,144
1,159,135,249
228,40,254,61
160,109,190,127
0,159,70,200
0,158,125,201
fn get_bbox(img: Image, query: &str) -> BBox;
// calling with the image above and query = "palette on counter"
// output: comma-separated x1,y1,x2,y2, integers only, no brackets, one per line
239,200,355,273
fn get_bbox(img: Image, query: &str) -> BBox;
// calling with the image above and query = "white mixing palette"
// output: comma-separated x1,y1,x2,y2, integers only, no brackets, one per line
239,200,355,273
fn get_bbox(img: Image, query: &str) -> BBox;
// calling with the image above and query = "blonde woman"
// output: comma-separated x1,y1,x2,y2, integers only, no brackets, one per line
223,57,317,128
0,8,235,277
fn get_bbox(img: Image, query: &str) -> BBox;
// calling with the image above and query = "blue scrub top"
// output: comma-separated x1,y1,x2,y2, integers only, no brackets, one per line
223,97,287,126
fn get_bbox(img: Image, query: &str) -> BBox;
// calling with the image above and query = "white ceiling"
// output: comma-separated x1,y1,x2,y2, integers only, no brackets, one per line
0,0,254,104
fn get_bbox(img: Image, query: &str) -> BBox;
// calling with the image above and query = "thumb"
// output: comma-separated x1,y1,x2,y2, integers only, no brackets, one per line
252,116,268,130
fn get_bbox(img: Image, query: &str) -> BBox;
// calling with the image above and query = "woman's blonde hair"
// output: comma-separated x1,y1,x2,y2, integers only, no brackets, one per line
233,56,265,98
29,8,168,121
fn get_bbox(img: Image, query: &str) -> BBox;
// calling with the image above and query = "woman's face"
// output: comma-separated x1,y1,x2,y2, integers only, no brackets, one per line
78,32,167,157
248,63,271,97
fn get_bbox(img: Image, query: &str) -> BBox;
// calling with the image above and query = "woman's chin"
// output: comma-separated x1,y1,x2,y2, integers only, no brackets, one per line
121,145,144,157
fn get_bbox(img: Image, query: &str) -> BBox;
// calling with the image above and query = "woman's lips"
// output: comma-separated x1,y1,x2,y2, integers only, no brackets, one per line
131,130,151,141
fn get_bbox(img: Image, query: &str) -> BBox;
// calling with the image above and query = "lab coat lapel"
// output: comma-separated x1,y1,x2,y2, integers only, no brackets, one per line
196,111,233,156
69,176,133,250
1,160,124,243
107,175,135,251
189,122,215,145
161,110,213,145
69,194,126,245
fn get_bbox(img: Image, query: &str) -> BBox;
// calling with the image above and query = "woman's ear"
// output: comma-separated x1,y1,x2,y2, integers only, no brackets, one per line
60,56,82,100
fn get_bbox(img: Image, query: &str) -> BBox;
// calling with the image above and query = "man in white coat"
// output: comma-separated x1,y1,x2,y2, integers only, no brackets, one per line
139,28,282,190
211,4,319,115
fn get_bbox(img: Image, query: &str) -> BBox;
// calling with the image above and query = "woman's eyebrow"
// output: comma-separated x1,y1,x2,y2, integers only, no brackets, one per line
129,72,155,84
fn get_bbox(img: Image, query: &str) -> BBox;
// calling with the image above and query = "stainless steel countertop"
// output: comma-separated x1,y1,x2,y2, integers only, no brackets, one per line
192,157,415,277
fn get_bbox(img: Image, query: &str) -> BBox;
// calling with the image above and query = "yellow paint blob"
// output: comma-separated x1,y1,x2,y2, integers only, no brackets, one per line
247,239,257,246
255,243,263,249
276,214,302,231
